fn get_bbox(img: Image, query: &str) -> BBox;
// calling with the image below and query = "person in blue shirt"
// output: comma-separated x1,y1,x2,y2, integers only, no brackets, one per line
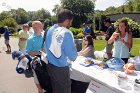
26,21,50,93
45,9,78,93
4,26,11,53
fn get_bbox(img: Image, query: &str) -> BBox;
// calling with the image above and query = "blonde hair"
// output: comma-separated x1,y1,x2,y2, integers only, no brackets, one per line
32,21,43,27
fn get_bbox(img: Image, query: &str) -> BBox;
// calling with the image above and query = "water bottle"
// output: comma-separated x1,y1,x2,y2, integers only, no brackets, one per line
16,56,29,74
134,79,140,93
117,74,128,89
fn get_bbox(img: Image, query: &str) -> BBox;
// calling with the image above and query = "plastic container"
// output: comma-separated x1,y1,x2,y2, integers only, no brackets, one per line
117,74,128,89
106,57,125,70
134,79,140,93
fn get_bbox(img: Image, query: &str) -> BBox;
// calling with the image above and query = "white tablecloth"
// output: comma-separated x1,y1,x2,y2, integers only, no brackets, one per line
70,56,140,93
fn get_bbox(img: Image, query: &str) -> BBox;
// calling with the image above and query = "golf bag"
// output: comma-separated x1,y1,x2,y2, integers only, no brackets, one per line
12,51,52,93
31,55,52,93
12,51,32,74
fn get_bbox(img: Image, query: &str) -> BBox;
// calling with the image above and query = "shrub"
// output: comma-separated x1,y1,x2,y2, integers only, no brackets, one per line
69,27,83,38
77,32,83,39
0,17,18,34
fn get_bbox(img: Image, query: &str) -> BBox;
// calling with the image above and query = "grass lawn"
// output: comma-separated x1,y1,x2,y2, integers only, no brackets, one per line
94,38,140,57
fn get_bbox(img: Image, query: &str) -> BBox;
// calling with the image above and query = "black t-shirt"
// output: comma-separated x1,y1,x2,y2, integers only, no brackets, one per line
105,24,115,41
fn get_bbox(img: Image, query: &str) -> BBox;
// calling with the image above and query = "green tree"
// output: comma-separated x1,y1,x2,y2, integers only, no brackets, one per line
136,3,140,12
36,8,51,20
27,8,51,21
104,6,116,15
127,1,133,12
52,5,63,15
9,8,29,24
95,0,140,16
0,11,11,21
58,0,95,27
0,17,18,33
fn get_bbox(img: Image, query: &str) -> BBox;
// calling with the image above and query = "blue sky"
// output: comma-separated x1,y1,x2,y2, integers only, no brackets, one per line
0,0,126,15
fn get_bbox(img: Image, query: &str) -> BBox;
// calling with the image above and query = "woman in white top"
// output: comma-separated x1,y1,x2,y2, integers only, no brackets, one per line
108,20,133,63
18,24,29,53
78,35,95,59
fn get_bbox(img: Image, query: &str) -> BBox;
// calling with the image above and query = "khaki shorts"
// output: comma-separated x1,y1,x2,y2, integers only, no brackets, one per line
106,42,113,53
5,40,9,45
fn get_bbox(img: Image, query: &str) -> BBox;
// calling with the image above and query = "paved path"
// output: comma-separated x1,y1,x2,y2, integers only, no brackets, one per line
0,37,38,93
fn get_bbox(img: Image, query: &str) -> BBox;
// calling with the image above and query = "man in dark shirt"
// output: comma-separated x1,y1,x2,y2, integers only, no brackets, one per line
102,19,115,59
4,26,11,53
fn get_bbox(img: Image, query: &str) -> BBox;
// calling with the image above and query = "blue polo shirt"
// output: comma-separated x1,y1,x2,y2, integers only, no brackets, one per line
26,33,43,53
45,24,78,67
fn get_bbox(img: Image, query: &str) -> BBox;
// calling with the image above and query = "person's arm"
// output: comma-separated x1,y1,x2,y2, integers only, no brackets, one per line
64,32,78,61
19,31,27,41
28,51,41,56
78,46,91,56
108,32,119,44
32,70,44,93
100,31,106,36
119,32,133,48
20,38,27,41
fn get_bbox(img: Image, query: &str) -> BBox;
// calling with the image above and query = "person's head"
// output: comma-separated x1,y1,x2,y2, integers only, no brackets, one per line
4,26,8,30
32,21,43,35
57,9,74,28
22,24,29,31
118,20,129,33
84,35,93,46
37,19,44,30
104,19,111,27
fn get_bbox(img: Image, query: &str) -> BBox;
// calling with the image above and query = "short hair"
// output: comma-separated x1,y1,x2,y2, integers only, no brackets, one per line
104,18,111,23
32,21,43,27
57,9,73,23
23,24,29,29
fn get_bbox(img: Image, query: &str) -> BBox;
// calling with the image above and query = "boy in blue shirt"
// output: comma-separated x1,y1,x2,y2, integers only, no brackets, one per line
26,21,52,93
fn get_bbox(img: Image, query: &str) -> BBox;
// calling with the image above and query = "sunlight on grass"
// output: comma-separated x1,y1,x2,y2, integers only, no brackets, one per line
94,38,140,56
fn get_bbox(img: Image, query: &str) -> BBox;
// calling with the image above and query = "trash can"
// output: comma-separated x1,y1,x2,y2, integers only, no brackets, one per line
74,39,83,52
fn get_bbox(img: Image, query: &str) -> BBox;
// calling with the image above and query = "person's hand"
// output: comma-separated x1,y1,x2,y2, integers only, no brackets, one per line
20,38,27,41
100,31,105,35
104,34,109,37
113,32,120,40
